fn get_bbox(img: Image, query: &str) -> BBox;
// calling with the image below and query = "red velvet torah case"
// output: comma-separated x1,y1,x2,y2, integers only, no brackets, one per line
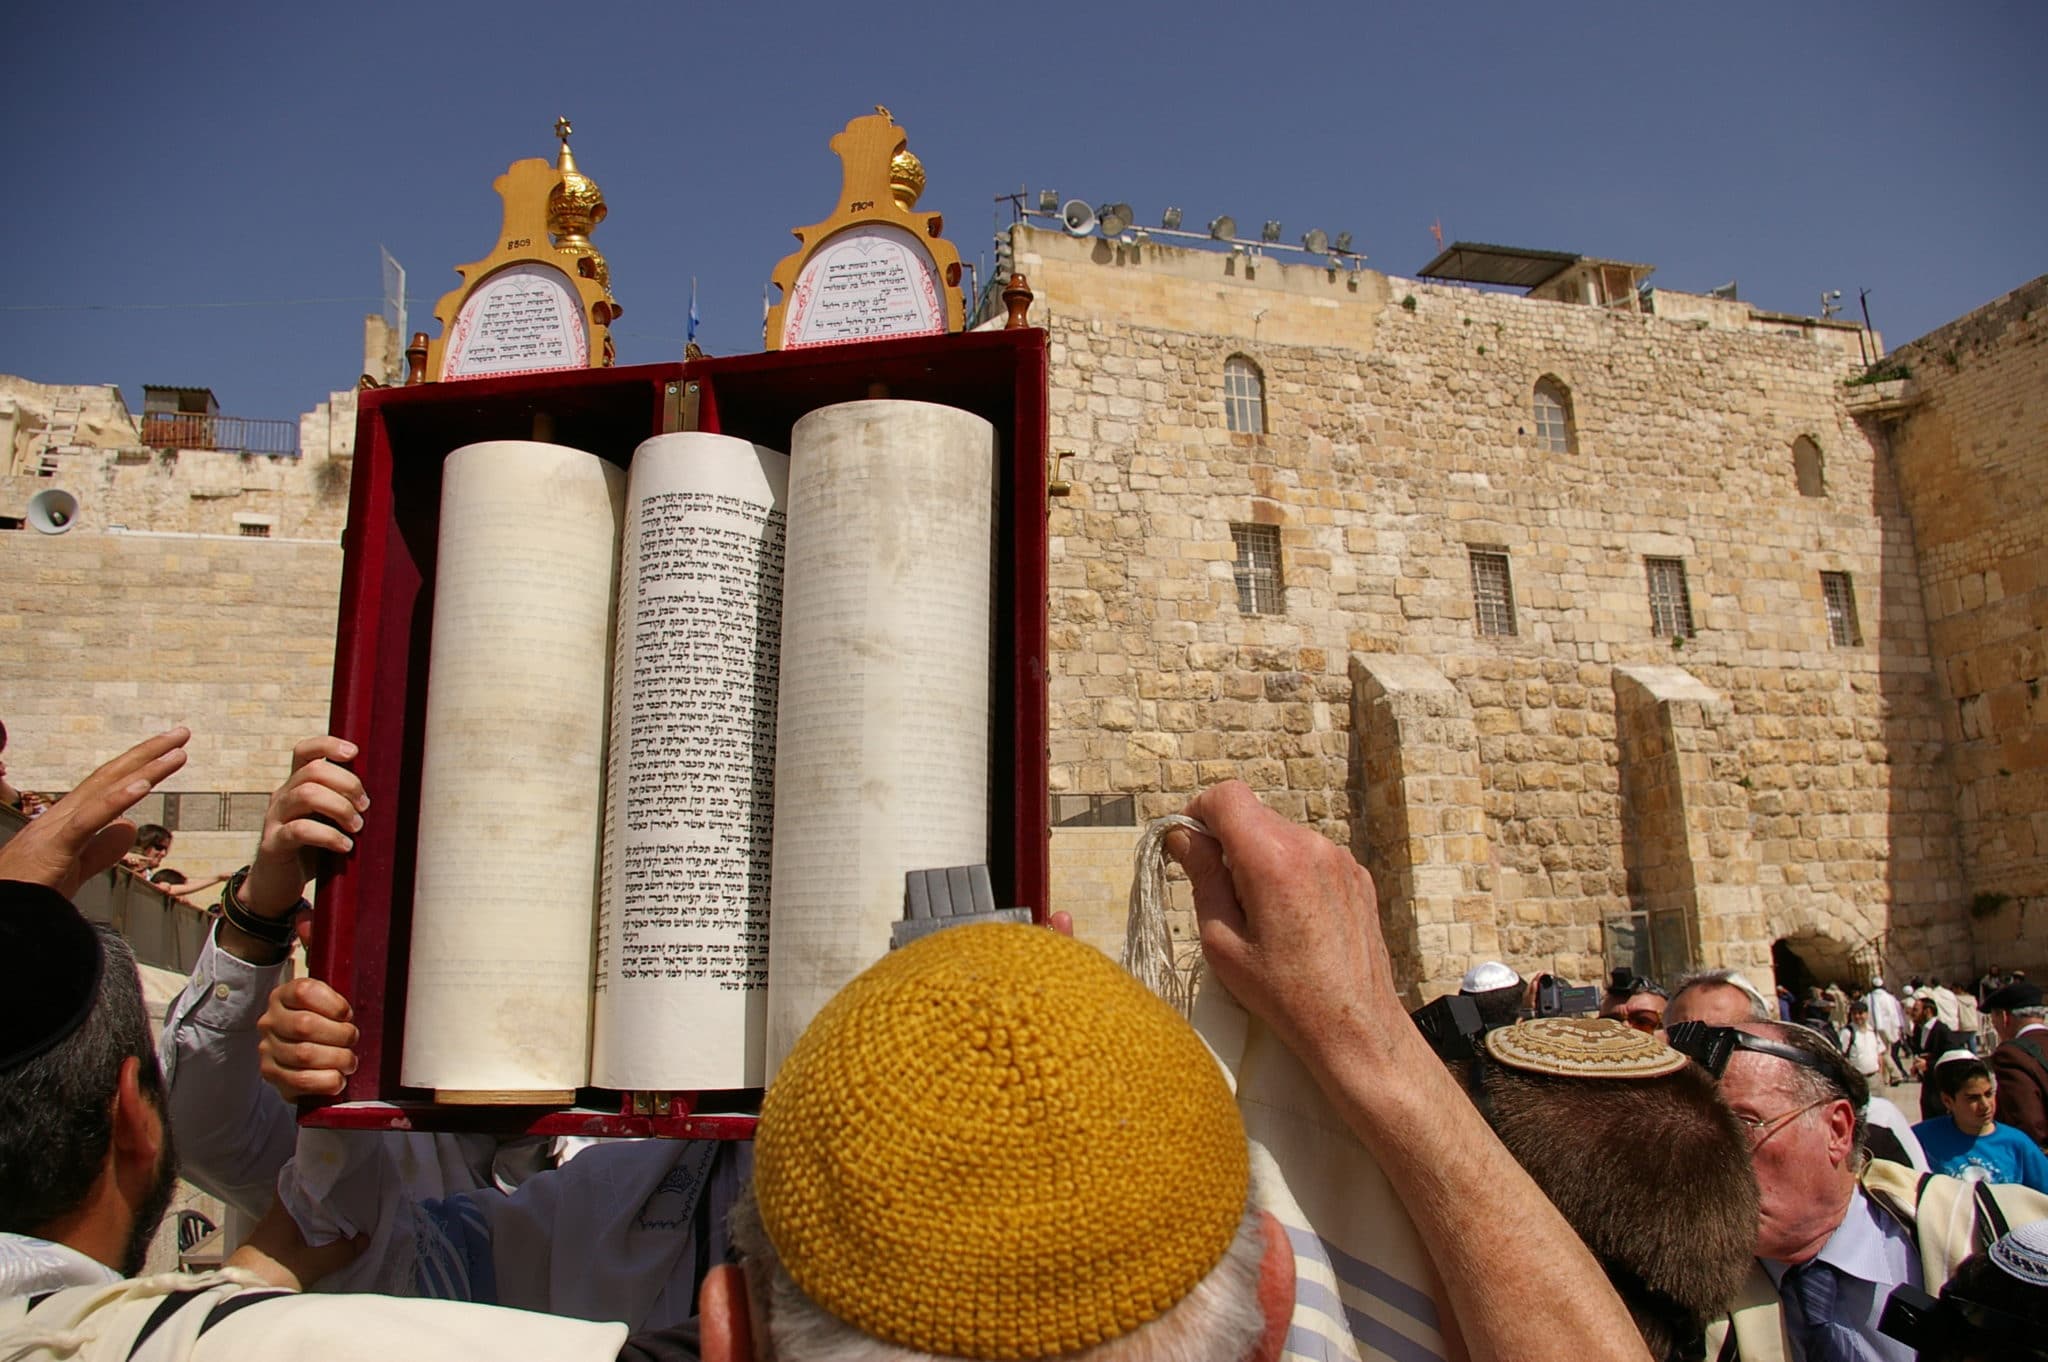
303,328,1050,1139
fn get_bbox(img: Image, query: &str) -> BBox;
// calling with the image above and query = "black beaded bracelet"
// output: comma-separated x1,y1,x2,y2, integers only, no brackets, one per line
219,866,308,949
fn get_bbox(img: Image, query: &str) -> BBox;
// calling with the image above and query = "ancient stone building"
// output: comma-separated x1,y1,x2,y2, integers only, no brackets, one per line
2,244,2039,1001
1018,221,2039,1000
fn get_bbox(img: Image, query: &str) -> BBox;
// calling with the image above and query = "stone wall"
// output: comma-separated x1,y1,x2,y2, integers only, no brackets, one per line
1884,277,2048,974
1020,222,1968,997
0,530,344,884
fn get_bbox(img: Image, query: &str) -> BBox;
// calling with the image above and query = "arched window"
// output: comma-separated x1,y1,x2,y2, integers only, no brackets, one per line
1792,436,1825,497
1224,355,1266,435
1531,377,1574,454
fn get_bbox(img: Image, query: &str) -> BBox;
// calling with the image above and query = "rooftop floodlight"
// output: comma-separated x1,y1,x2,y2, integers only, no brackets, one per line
1334,231,1354,253
1161,206,1183,230
1208,214,1237,241
1099,202,1133,236
1302,228,1329,254
1261,220,1282,243
1038,189,1059,214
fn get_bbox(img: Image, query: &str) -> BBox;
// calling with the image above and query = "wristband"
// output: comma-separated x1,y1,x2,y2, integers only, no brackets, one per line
219,866,309,949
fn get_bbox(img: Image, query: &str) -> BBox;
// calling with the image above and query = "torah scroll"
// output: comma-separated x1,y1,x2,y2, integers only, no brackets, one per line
764,400,998,1078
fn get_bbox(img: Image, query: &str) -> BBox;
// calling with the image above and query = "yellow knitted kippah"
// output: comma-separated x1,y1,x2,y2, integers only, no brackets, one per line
755,923,1250,1361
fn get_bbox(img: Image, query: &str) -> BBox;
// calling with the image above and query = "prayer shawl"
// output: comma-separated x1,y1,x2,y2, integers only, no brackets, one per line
1193,985,1457,1362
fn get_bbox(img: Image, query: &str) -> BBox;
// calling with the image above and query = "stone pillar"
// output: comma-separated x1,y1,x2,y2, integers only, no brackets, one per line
1349,654,1495,1003
1611,666,1768,989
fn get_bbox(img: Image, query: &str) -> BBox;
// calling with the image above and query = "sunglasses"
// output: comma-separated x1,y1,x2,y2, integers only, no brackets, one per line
1663,1022,1840,1080
1619,1008,1665,1033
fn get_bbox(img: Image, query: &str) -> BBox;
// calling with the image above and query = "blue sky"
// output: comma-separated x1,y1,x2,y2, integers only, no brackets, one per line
4,0,2041,423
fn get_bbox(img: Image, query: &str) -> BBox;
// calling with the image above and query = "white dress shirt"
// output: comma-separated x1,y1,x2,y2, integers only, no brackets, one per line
1762,1188,1920,1362
156,922,745,1327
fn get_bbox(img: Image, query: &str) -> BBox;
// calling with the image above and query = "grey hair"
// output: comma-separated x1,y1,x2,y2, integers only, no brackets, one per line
1741,1021,1870,1158
2006,1006,2048,1023
1672,967,1773,1020
728,1184,1268,1362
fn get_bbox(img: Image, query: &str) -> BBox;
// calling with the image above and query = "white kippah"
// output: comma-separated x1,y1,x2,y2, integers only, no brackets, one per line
1991,1219,2048,1287
1461,961,1521,993
1932,1048,1979,1068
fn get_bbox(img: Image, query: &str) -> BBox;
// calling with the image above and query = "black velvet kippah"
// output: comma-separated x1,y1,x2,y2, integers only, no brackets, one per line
0,879,105,1070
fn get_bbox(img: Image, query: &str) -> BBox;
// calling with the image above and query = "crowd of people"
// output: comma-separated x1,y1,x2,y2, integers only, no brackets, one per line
3,725,2047,1362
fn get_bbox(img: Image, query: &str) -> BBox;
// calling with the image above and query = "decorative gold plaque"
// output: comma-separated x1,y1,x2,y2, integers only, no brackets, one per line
425,119,622,381
765,107,965,350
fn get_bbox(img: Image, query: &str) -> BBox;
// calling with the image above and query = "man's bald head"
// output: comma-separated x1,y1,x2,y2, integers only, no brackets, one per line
1667,969,1772,1028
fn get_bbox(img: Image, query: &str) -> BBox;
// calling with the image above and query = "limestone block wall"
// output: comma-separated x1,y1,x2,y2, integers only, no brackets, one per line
1020,224,1967,992
0,531,344,884
1884,276,2048,972
22,444,351,540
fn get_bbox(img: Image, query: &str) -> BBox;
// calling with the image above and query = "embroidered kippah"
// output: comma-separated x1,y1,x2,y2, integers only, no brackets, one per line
1483,1016,1689,1079
756,922,1249,1361
1991,1219,2048,1287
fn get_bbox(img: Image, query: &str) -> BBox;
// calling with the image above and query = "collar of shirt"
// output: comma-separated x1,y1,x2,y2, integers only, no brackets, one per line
2018,1021,2048,1037
1763,1189,1921,1362
0,1233,122,1298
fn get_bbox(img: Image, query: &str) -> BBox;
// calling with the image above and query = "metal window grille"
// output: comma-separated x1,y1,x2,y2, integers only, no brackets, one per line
1232,523,1284,615
163,792,224,832
1532,381,1572,454
1821,571,1861,646
1469,549,1517,637
1645,557,1694,638
238,522,272,538
226,792,273,831
1224,356,1266,435
1050,794,1138,828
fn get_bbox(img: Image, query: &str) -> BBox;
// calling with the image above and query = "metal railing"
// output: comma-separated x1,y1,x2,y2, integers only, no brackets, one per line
141,411,300,456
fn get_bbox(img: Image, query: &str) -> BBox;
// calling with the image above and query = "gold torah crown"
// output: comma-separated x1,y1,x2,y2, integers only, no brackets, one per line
889,148,925,210
547,116,619,322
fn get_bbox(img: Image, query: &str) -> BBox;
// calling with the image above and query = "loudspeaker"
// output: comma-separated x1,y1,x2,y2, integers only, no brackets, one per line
1060,199,1097,237
27,488,79,534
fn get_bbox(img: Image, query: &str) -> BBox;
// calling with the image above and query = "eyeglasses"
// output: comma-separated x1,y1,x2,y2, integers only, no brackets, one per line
1733,1096,1831,1145
1620,1009,1665,1033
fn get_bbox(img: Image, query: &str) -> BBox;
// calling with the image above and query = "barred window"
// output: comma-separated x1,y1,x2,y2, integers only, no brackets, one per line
1793,436,1825,497
1821,571,1862,646
1231,523,1284,615
238,522,272,538
1224,355,1266,435
1645,557,1694,639
1469,549,1517,637
1532,378,1574,454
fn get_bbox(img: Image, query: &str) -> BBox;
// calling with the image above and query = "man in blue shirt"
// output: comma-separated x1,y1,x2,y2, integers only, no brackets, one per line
1913,1054,2048,1191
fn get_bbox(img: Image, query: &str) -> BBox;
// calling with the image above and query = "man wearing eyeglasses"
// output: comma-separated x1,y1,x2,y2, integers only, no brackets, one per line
1696,1020,2048,1362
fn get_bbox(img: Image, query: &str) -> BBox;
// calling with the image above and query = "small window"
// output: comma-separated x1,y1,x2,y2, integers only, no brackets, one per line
238,522,272,538
1821,571,1861,646
1050,794,1138,828
1231,523,1284,615
1532,377,1575,454
1224,355,1266,435
1645,557,1694,639
1469,549,1517,637
1793,437,1825,497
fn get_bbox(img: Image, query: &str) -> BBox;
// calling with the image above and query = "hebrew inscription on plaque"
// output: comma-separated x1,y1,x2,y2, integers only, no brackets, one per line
442,262,590,379
780,224,946,349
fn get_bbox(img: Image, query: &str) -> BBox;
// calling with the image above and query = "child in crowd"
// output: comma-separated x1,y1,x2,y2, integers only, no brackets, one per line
1912,1052,2048,1191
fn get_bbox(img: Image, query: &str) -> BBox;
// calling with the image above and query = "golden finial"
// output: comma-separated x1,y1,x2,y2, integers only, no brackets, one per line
548,116,606,253
875,104,893,122
889,148,926,211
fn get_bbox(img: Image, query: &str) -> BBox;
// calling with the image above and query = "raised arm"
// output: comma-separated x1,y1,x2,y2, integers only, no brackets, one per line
1170,781,1651,1362
158,735,368,1216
